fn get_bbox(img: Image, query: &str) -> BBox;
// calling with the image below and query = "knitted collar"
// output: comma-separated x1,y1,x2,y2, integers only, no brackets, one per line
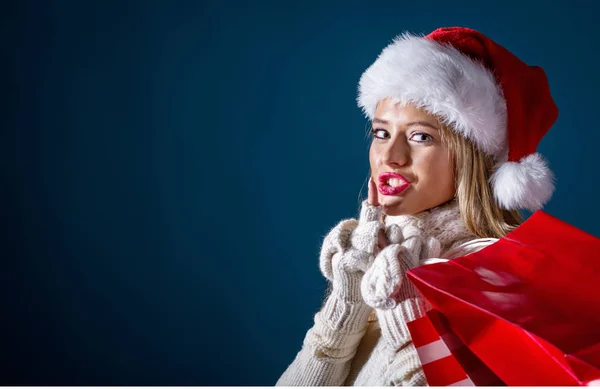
382,199,475,248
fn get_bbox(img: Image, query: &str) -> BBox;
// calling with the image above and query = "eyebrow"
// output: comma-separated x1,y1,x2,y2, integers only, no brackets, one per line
372,118,439,131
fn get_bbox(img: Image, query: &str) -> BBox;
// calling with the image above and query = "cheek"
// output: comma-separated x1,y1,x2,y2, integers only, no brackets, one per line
416,152,454,188
436,156,455,193
369,145,377,171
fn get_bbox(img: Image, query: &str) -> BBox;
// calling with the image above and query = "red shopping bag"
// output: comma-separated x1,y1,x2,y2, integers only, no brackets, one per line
407,210,600,386
407,310,504,386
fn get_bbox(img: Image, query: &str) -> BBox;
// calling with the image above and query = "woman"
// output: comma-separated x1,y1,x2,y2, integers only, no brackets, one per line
276,27,558,386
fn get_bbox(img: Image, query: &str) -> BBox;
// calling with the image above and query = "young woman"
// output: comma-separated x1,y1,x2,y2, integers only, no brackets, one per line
276,27,558,386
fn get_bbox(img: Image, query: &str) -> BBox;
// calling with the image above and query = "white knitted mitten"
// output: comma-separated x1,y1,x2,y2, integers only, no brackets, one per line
360,234,437,386
361,232,436,346
275,200,397,387
318,199,402,330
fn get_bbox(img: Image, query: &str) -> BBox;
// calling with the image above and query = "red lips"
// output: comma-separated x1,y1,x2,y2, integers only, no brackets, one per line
378,172,411,196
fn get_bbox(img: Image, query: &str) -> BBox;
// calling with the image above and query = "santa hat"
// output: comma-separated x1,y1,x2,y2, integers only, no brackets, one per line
357,27,558,211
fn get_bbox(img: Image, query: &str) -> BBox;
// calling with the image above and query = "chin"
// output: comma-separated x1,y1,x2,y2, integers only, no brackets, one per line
380,201,410,216
380,196,433,216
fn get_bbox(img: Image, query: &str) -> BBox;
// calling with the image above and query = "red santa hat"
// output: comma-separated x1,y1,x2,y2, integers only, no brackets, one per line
357,27,558,211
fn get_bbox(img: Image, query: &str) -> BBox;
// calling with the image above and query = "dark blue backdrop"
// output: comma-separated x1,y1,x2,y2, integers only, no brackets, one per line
3,0,598,385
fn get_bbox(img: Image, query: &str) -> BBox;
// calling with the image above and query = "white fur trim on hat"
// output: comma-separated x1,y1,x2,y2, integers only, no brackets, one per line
357,33,508,158
490,153,555,211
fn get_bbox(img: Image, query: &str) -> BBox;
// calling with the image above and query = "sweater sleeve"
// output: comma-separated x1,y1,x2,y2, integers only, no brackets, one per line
388,341,428,386
277,205,384,386
275,290,373,386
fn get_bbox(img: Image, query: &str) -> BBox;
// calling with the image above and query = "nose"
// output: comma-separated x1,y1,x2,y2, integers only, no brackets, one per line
380,137,410,168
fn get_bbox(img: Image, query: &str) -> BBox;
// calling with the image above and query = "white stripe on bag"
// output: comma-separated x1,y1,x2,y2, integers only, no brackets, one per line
415,339,452,365
448,377,475,386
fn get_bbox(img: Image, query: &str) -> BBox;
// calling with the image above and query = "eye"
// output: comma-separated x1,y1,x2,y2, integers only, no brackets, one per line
409,132,434,143
371,128,389,140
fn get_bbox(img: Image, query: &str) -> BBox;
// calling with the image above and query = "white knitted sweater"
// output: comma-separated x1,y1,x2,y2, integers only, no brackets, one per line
276,200,497,386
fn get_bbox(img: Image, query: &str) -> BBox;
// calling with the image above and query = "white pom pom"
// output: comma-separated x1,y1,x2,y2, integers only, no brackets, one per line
490,153,555,211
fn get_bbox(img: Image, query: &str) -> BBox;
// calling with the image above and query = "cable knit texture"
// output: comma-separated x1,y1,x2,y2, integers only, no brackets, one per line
277,199,492,386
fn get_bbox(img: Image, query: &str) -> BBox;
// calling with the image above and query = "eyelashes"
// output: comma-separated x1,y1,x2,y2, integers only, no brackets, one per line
411,132,434,143
370,128,434,143
370,128,388,139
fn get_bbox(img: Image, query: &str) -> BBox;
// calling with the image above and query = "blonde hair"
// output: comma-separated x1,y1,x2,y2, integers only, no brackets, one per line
439,122,522,239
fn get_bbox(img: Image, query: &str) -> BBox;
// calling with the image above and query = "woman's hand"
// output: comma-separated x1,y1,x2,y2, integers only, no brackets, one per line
359,238,436,386
319,178,400,303
367,178,393,255
361,232,441,348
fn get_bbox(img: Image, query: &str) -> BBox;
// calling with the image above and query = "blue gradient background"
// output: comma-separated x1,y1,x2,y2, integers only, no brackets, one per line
3,0,598,385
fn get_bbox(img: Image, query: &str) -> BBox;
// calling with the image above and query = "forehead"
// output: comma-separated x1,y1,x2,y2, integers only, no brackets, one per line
374,98,440,124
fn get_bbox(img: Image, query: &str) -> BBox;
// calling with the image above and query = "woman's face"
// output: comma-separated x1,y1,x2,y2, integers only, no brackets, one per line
369,98,456,216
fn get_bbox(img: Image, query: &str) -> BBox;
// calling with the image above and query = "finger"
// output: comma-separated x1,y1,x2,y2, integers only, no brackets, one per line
367,177,380,206
359,200,382,225
386,224,403,245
